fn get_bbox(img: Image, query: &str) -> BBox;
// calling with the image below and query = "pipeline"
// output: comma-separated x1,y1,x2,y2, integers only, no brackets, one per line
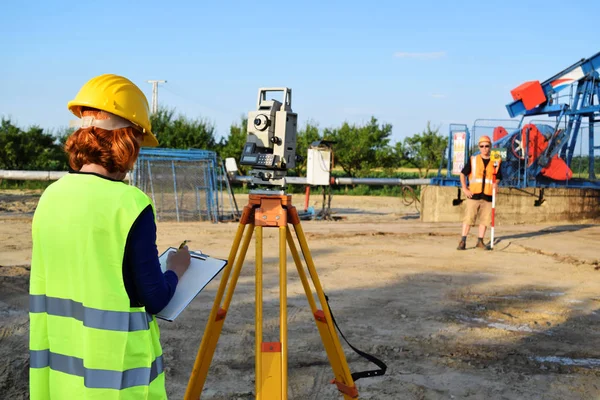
228,175,431,186
223,175,430,215
0,170,72,181
0,170,431,187
0,170,132,181
228,175,306,184
330,177,431,186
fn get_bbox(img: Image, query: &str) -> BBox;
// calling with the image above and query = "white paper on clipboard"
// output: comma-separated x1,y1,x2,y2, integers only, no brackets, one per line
156,247,227,321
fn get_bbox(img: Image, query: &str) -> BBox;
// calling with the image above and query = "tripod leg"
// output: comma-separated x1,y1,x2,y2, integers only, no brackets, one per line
255,225,264,399
184,222,255,399
279,225,288,398
256,225,289,400
289,220,359,399
286,229,319,319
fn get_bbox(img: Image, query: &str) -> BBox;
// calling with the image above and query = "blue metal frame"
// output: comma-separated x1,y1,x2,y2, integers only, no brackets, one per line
132,148,222,222
504,52,600,186
432,124,471,187
506,51,600,118
434,52,600,190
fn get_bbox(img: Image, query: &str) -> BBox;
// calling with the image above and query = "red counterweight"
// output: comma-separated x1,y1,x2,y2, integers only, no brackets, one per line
511,81,546,111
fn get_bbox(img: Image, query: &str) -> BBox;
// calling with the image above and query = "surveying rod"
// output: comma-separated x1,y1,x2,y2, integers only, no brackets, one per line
489,162,498,250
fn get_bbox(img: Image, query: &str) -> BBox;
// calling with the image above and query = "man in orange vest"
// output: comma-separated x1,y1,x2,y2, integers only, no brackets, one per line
457,135,502,250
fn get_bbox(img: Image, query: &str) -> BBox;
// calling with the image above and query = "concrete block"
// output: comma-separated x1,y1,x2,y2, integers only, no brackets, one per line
420,186,600,224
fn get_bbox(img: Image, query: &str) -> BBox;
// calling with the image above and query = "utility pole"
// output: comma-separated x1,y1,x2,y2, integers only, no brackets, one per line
147,80,166,114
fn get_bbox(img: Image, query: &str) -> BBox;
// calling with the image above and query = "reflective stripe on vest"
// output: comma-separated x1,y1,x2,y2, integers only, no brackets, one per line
30,294,152,332
30,350,164,390
468,155,496,196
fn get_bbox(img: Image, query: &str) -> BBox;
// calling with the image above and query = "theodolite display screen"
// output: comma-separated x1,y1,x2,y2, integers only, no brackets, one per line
241,155,257,163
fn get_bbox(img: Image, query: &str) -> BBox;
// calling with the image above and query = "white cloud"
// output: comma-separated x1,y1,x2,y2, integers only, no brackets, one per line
431,94,446,98
393,51,446,60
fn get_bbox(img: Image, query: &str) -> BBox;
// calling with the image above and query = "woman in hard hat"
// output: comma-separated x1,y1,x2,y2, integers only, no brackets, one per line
457,135,502,250
29,74,190,399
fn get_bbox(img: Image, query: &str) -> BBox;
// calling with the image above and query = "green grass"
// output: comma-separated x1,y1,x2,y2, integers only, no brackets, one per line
0,180,53,190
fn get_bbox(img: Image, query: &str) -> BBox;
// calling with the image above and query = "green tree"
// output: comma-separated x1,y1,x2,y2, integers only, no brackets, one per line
403,122,448,178
0,118,68,170
291,121,321,177
323,117,394,177
375,142,405,175
150,107,217,150
51,126,75,146
392,141,410,168
217,116,248,173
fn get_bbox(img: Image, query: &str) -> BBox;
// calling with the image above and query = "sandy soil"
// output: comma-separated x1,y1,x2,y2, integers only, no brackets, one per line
1,190,600,399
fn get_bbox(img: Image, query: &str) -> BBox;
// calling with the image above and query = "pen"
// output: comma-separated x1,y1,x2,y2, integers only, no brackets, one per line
178,240,190,250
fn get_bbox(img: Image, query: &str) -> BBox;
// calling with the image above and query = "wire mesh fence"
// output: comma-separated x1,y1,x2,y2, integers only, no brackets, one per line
131,148,238,223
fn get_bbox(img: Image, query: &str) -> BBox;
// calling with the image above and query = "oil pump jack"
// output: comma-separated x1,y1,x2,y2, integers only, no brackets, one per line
495,51,600,187
435,51,600,189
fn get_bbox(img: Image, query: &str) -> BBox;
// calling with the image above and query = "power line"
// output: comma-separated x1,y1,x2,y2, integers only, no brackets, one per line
147,80,167,114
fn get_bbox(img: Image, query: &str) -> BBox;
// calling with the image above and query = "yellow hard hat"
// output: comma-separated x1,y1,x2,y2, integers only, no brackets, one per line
478,135,492,144
67,74,158,147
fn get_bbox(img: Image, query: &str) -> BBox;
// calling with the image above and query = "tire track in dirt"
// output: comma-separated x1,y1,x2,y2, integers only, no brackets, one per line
0,262,30,398
304,231,456,241
0,309,29,399
508,243,600,267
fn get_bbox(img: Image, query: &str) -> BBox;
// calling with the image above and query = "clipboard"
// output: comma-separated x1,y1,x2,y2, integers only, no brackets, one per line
156,247,227,321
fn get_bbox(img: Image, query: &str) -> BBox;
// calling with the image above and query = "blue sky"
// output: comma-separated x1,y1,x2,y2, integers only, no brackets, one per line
1,0,598,143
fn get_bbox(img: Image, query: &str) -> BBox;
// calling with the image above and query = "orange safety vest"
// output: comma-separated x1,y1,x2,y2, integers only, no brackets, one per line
468,155,500,196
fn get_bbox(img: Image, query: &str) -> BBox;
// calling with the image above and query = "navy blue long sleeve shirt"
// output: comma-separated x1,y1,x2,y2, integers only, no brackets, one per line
123,205,179,314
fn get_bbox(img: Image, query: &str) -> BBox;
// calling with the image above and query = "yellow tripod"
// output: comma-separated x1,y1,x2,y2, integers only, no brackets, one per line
184,192,358,399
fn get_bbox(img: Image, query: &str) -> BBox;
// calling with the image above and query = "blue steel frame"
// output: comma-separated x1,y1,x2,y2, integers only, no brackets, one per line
432,124,470,187
506,51,600,184
131,148,221,222
433,51,600,189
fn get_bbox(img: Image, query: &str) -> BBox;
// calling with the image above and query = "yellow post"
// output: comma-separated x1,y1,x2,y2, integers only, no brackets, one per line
260,342,282,400
279,225,288,400
255,225,264,400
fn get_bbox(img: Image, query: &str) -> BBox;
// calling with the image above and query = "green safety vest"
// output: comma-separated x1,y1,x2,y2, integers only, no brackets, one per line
30,173,166,399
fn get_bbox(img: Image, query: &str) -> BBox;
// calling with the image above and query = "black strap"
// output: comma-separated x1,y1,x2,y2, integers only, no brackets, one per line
324,294,387,381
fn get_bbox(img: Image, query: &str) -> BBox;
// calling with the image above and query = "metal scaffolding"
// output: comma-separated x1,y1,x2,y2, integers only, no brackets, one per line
131,148,237,223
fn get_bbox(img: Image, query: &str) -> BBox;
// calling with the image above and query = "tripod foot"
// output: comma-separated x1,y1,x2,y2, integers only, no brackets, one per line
331,379,359,398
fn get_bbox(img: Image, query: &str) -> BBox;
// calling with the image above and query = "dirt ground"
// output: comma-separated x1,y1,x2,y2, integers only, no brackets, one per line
1,189,600,399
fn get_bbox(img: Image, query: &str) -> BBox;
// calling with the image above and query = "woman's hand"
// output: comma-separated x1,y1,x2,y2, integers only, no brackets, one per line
167,246,191,280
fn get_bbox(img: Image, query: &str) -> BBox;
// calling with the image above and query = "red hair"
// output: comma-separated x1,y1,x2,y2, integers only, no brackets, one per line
65,110,142,173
